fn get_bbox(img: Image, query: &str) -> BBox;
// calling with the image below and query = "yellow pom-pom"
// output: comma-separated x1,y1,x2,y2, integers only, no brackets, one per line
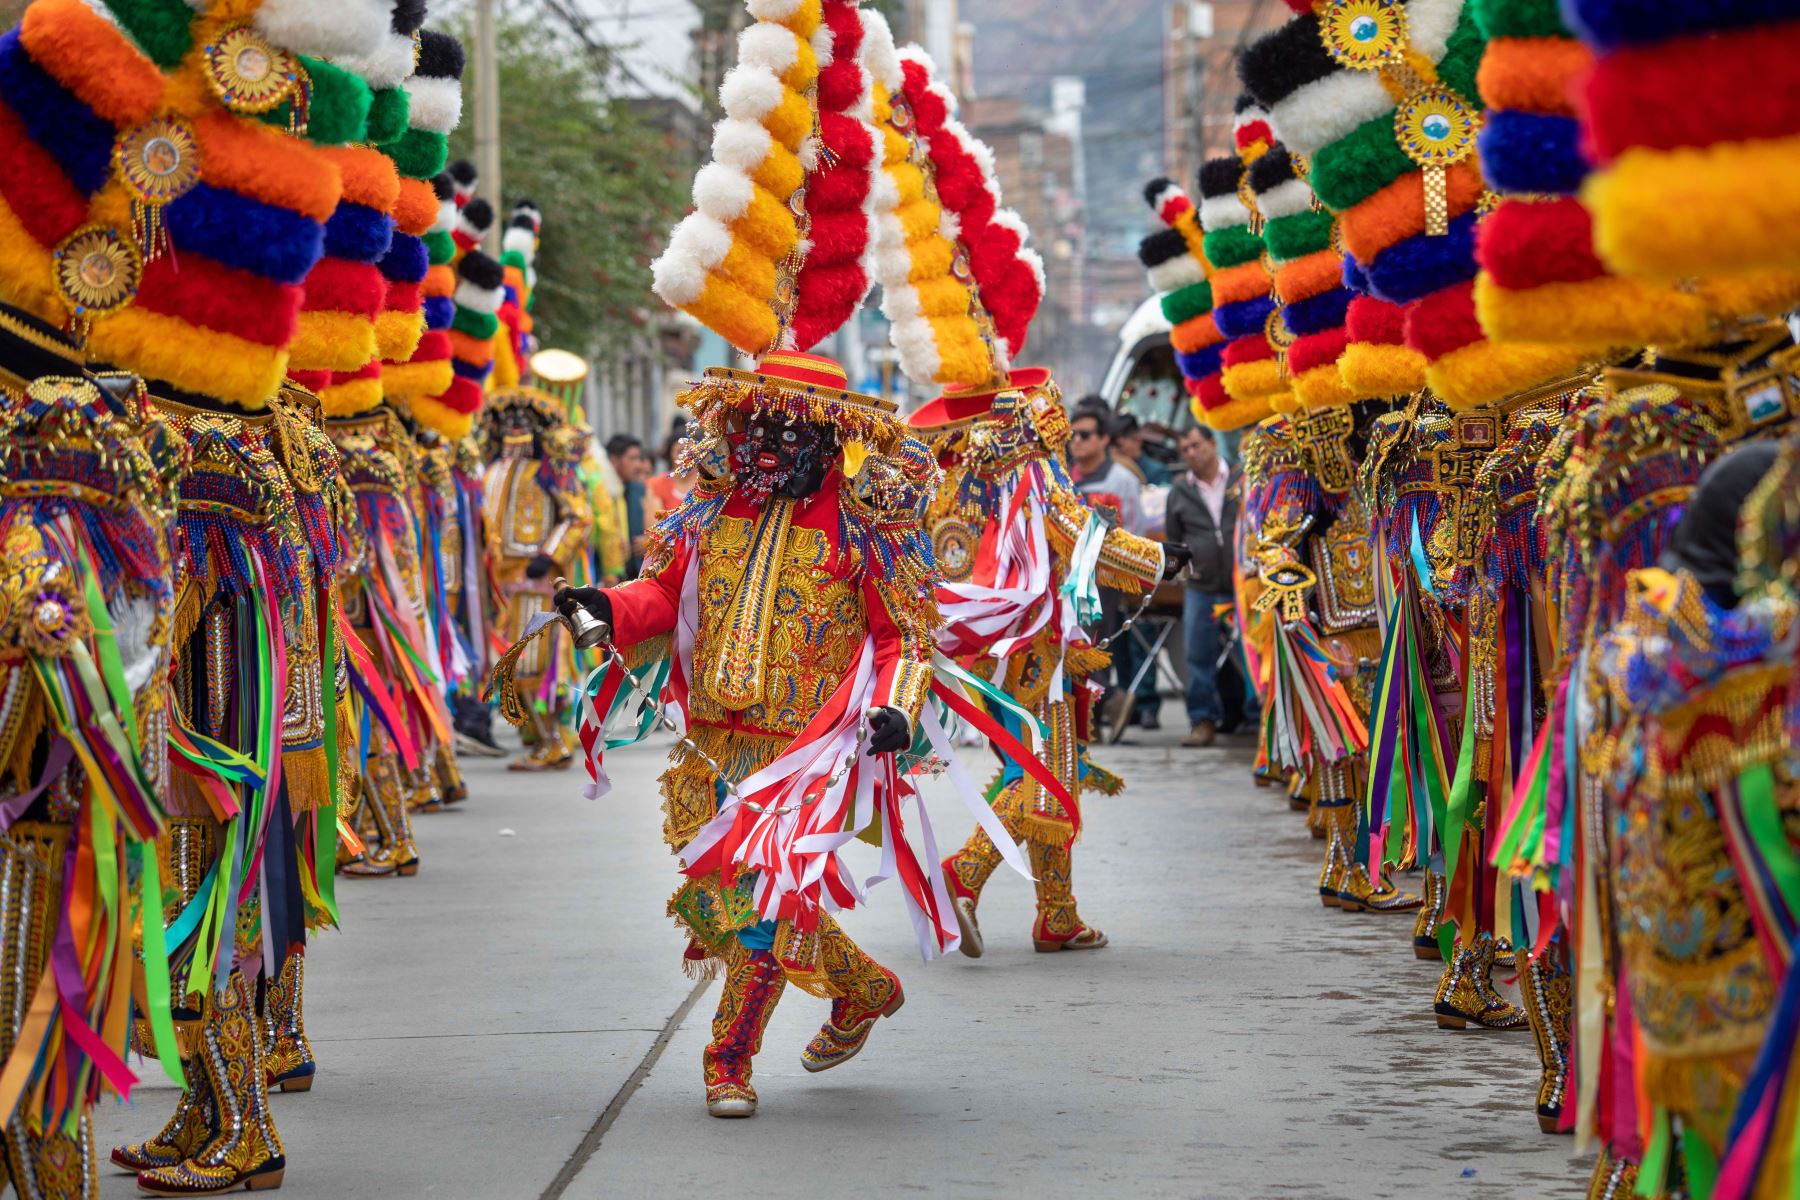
1427,338,1595,412
1339,342,1426,400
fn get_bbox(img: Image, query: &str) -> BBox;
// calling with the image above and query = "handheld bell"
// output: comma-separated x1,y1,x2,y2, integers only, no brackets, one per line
554,577,612,650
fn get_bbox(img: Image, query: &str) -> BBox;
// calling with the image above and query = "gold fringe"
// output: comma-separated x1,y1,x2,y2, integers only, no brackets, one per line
164,765,217,819
169,578,202,661
1065,643,1111,682
1082,758,1124,797
1,684,47,795
282,746,332,815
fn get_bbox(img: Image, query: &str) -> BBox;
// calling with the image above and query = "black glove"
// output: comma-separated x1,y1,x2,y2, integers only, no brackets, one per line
525,553,558,580
554,586,611,626
866,707,911,756
1161,541,1193,581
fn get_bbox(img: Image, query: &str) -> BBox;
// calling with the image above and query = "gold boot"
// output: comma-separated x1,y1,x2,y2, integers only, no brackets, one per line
1029,839,1107,951
263,951,316,1094
434,744,468,806
800,917,905,1073
942,827,1003,959
703,950,787,1118
340,753,401,878
1412,868,1446,959
136,971,286,1196
1317,804,1347,908
1433,932,1528,1030
1519,937,1572,1133
3,1111,99,1199
1586,1149,1639,1200
111,1012,210,1175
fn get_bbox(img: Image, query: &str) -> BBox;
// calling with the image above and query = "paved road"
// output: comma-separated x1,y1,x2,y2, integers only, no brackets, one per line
95,721,1592,1200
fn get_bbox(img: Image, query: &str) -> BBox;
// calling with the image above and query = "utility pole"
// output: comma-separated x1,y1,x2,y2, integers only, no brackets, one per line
474,0,503,253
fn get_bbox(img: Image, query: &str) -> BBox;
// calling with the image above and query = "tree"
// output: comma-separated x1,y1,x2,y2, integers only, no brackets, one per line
447,14,686,355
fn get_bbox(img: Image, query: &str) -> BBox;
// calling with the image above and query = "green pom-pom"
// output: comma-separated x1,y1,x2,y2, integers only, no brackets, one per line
1202,226,1263,270
424,229,456,266
452,308,501,340
366,89,411,147
501,249,527,271
1263,210,1335,263
1310,11,1488,212
106,0,194,69
1161,281,1213,326
268,58,373,146
382,130,450,182
1471,0,1566,42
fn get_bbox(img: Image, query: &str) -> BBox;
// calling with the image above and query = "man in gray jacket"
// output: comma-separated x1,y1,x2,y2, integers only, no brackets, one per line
1163,425,1252,746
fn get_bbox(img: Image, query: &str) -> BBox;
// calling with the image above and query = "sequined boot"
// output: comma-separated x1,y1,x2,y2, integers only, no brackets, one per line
1316,804,1348,908
942,827,1004,959
1412,868,1446,960
1433,932,1527,1030
111,1011,211,1174
340,753,401,878
434,744,467,806
136,971,286,1196
4,1110,99,1199
1029,839,1107,951
1520,938,1572,1132
703,951,787,1118
263,952,316,1094
1586,1149,1639,1200
800,917,905,1073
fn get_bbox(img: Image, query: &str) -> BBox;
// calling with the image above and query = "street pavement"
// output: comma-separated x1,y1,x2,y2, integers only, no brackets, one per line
94,717,1593,1200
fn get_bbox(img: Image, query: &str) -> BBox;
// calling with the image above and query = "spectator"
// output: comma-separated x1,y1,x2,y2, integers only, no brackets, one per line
1068,404,1156,732
646,431,697,527
1164,424,1255,747
606,433,651,576
1111,412,1171,486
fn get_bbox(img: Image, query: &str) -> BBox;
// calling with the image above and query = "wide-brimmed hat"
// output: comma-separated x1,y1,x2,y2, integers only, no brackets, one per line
685,351,902,452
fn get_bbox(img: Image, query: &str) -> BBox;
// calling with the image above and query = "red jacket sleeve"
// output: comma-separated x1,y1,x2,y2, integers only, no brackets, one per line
863,572,934,722
605,542,688,648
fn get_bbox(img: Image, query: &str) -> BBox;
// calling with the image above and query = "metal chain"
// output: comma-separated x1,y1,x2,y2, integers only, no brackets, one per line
1092,585,1160,652
580,627,868,816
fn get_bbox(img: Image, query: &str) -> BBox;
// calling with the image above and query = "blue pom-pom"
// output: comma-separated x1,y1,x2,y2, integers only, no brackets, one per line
1563,0,1791,50
165,185,326,284
1177,344,1226,380
1363,213,1479,306
0,30,115,196
1212,295,1276,340
1283,287,1352,336
378,232,430,284
324,202,396,264
1479,111,1588,197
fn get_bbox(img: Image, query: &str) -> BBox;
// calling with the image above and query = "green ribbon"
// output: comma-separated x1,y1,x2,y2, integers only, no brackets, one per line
931,652,1049,746
136,840,184,1086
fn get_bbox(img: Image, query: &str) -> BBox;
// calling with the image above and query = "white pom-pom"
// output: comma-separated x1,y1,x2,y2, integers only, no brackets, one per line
712,119,774,172
454,280,504,315
502,226,536,257
858,12,903,92
336,30,416,90
252,0,388,58
798,135,821,173
812,22,835,70
434,199,459,235
1254,177,1314,222
720,66,783,121
693,165,755,222
406,76,463,135
739,24,800,76
1270,70,1389,159
1148,258,1204,293
1020,246,1047,295
1199,193,1253,231
747,0,807,20
937,209,962,244
652,216,734,306
1410,0,1462,59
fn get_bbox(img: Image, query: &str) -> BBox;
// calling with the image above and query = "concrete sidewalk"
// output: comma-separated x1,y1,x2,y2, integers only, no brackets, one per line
94,727,1591,1200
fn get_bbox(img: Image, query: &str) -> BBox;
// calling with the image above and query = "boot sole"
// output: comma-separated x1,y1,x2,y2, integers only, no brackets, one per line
707,1101,756,1118
800,990,905,1074
136,1160,285,1196
952,897,984,960
1414,942,1442,961
270,1073,314,1093
1538,1113,1565,1135
1033,932,1109,952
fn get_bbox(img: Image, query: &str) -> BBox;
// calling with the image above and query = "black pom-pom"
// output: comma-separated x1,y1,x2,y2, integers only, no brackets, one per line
392,0,428,35
1142,177,1176,208
1198,157,1241,200
1233,91,1260,114
462,197,494,233
432,172,454,201
417,30,466,80
447,160,478,187
459,251,505,291
1137,228,1188,268
509,213,536,232
1247,144,1296,195
1237,15,1334,109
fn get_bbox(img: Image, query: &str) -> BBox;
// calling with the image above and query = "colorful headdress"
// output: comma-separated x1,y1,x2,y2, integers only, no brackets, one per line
1569,0,1800,283
1248,140,1354,410
491,199,541,389
1199,148,1286,414
0,0,391,406
1138,180,1235,428
683,350,904,458
384,169,458,405
1471,0,1800,353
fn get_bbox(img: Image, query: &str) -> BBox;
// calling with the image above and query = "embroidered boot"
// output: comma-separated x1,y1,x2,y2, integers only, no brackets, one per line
1519,936,1572,1133
1412,868,1446,959
136,971,286,1196
942,827,1003,959
1434,932,1528,1030
1030,839,1107,951
703,951,786,1118
263,952,315,1094
800,917,904,1073
5,1111,99,1200
111,1011,211,1174
340,754,402,878
1317,803,1348,908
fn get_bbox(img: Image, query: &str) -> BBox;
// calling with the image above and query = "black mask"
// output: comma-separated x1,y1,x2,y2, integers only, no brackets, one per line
734,415,833,504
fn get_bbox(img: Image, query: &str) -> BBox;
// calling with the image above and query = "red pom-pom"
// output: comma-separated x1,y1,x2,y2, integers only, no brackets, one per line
1346,295,1407,344
440,375,484,416
1288,326,1350,376
1222,333,1276,367
137,254,301,347
299,257,386,318
1404,282,1484,360
1475,197,1605,289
